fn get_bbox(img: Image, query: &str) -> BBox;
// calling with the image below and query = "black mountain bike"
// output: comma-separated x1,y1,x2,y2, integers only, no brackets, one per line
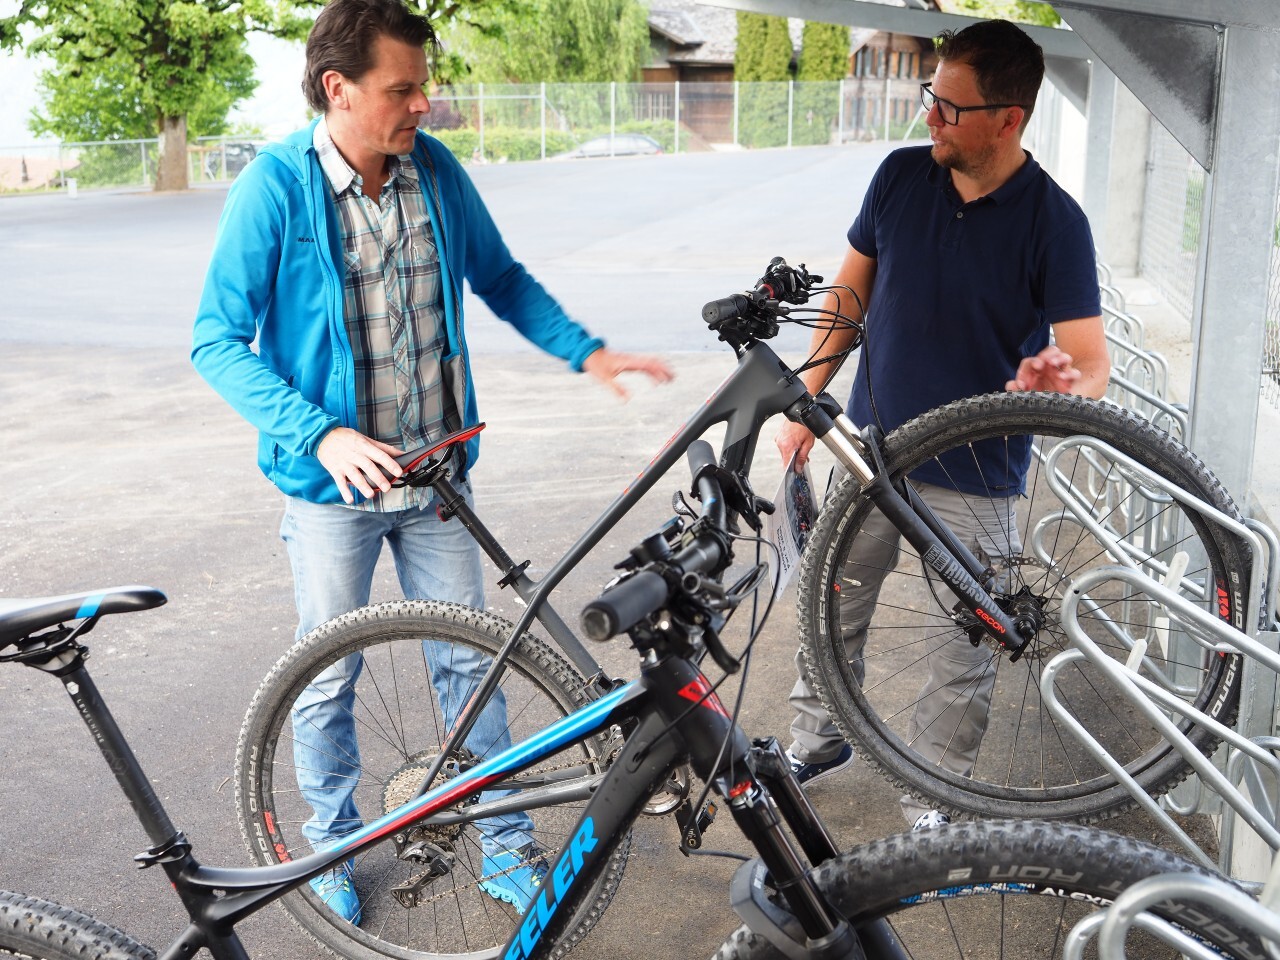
229,259,1249,958
0,444,1263,960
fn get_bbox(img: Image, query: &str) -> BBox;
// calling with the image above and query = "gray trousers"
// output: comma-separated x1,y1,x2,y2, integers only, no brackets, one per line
788,481,1020,825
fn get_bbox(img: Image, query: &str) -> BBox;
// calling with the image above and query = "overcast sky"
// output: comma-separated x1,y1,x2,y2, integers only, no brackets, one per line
0,33,309,146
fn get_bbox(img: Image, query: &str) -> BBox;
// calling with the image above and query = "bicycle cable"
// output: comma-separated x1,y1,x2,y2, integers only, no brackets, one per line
677,531,782,860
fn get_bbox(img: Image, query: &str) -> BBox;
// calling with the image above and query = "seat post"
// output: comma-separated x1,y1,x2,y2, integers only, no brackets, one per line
57,662,183,850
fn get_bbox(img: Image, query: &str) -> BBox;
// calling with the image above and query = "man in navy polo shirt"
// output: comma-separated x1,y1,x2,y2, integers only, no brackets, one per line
775,18,1110,829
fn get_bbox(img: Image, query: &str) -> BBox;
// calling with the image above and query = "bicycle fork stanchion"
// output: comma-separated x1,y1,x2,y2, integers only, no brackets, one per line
796,396,1031,659
1042,565,1280,868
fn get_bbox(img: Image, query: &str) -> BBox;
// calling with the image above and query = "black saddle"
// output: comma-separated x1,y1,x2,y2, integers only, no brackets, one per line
0,586,167,650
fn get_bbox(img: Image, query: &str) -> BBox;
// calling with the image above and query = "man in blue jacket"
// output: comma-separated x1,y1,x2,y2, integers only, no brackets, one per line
192,0,670,924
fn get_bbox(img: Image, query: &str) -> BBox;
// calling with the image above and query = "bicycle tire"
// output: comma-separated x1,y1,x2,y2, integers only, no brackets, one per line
797,392,1247,823
713,819,1264,960
0,891,155,960
235,600,629,960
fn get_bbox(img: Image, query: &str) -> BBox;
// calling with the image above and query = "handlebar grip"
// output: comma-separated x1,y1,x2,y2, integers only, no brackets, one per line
702,293,752,325
686,440,718,479
580,570,669,642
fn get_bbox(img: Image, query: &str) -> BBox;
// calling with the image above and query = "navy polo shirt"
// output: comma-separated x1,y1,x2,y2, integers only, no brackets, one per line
846,145,1100,496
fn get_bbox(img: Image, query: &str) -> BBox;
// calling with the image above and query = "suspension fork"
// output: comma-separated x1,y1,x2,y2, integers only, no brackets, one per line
789,394,1031,660
748,738,910,960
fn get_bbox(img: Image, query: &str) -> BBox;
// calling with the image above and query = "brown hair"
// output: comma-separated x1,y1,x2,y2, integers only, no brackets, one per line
303,0,437,113
934,19,1044,128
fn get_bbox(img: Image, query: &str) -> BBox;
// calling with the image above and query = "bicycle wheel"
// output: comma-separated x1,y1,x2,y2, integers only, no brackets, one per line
0,891,155,960
797,392,1248,822
714,820,1263,960
236,600,629,960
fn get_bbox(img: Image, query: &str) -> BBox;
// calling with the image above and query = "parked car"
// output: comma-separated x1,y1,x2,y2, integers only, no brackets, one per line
204,142,257,180
553,134,663,160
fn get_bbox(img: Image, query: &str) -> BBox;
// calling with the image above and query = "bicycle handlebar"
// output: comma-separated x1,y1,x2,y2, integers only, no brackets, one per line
580,441,730,642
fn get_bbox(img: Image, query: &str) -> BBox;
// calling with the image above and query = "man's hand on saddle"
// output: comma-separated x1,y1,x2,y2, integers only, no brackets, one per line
1005,345,1083,395
317,427,405,504
583,347,675,400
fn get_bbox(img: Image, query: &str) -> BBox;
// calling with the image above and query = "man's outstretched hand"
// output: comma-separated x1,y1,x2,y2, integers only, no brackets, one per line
1005,345,1083,394
583,348,675,400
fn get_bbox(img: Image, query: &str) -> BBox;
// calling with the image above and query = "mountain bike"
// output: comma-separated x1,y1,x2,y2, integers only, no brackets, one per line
0,445,1264,960
231,258,1250,958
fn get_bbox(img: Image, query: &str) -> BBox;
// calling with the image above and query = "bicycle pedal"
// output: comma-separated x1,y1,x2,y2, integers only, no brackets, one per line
675,797,718,848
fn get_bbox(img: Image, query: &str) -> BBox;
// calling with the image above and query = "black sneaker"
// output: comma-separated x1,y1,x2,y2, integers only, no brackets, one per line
785,743,855,787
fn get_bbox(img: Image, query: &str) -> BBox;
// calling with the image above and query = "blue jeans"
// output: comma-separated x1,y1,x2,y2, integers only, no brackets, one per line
281,487,535,857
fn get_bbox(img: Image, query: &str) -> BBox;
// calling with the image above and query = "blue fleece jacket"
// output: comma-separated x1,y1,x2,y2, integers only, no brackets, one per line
192,121,603,504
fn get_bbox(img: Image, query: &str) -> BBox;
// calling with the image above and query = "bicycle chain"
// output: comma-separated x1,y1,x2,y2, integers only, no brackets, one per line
385,753,591,909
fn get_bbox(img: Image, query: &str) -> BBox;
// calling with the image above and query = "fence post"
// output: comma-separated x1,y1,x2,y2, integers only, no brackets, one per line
733,80,739,147
838,78,844,146
610,81,617,156
788,80,794,148
478,82,485,161
674,80,680,155
140,140,149,185
883,75,890,141
540,82,547,160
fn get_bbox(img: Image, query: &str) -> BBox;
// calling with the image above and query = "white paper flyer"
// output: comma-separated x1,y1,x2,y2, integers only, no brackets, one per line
764,454,817,599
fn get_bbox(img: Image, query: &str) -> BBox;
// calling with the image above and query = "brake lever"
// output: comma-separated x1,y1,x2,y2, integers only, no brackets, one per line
700,622,740,675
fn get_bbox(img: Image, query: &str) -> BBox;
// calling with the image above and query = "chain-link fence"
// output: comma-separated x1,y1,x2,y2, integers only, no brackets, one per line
1140,119,1280,406
0,136,267,193
1,80,925,195
381,79,922,162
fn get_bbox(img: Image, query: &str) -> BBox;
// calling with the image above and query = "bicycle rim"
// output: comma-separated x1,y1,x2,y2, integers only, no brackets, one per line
236,601,628,960
799,392,1246,822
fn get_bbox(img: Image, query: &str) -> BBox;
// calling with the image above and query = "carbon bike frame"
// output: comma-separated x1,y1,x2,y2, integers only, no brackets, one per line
417,336,1029,798
29,612,879,960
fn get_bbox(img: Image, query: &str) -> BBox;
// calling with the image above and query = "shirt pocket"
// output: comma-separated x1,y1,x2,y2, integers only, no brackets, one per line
342,246,362,276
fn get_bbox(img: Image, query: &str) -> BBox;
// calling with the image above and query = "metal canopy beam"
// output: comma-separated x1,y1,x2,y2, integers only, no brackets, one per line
1055,3,1221,168
699,0,1092,58
1046,0,1280,31
1045,55,1089,113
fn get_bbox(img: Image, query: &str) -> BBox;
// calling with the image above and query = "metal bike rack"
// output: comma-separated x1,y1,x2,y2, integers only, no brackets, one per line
1042,564,1280,870
1106,373,1188,440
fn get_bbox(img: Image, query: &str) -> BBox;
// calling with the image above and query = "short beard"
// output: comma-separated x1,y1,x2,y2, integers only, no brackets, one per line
932,140,997,179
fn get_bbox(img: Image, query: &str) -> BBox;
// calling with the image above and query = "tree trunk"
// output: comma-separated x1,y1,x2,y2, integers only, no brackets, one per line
154,114,189,191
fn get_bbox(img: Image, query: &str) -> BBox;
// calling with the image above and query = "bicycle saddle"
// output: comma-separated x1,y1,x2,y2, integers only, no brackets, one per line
0,586,167,649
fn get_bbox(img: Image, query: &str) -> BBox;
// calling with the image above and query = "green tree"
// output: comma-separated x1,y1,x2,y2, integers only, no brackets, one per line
734,11,792,82
793,21,848,148
448,0,647,83
1,1,314,190
797,21,848,82
937,0,1061,28
3,0,514,191
734,13,792,149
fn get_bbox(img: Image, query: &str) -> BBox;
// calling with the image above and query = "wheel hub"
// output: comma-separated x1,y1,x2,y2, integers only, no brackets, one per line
382,750,476,848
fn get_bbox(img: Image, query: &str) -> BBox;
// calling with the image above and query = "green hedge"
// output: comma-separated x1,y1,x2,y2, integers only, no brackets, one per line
428,120,676,163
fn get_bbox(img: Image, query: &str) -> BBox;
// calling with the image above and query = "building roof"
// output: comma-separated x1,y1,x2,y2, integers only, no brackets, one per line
647,0,937,68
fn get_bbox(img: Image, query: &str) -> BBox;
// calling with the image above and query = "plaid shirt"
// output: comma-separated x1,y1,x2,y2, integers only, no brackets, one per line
314,119,454,512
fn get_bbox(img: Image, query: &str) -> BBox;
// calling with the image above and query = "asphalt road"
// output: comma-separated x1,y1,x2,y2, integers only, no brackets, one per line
0,141,1208,960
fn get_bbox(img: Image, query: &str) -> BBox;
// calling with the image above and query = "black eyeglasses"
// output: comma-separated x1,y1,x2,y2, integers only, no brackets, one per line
920,82,1027,125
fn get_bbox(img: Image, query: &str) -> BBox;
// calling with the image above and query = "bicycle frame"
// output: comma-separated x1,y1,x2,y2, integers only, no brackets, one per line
36,611,874,960
421,336,1031,799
